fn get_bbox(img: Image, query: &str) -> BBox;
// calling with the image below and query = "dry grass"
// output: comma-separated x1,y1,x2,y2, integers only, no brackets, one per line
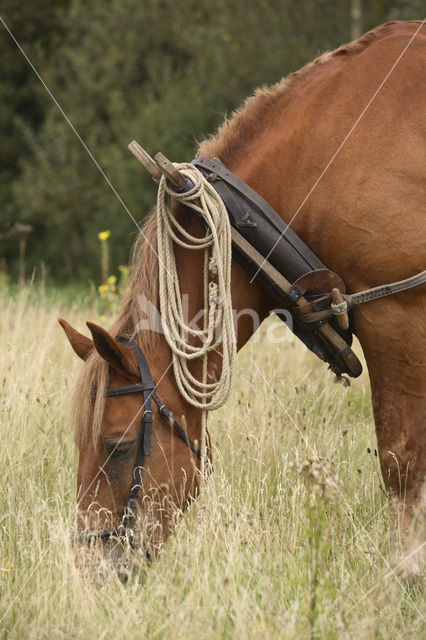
0,286,424,639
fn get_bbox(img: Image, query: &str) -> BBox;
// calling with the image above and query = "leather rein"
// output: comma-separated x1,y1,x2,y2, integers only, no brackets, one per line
73,337,203,546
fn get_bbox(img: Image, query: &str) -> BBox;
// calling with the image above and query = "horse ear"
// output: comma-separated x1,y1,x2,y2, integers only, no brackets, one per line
58,318,93,360
86,322,138,379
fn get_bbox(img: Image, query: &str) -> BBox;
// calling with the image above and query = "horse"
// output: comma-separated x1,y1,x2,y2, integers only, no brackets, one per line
60,21,425,573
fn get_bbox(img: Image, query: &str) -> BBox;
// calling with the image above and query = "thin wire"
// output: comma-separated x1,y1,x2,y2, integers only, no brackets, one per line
250,18,425,283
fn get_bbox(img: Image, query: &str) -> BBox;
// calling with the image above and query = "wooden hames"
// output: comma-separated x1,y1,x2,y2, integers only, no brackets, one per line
128,141,362,378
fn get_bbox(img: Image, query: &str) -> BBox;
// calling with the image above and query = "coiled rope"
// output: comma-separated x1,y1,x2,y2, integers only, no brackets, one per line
156,164,236,473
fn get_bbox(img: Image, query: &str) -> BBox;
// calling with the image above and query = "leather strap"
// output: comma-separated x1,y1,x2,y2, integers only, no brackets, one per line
106,381,157,397
112,338,155,526
350,269,426,305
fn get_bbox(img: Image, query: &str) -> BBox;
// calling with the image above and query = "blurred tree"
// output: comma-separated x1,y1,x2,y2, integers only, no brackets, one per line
0,0,69,269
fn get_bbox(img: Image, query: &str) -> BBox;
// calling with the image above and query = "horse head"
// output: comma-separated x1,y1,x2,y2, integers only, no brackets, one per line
59,318,203,559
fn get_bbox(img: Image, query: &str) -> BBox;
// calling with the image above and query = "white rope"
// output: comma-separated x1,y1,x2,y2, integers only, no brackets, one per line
156,164,236,468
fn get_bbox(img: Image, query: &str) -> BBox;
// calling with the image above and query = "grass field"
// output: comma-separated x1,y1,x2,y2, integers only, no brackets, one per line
0,286,424,639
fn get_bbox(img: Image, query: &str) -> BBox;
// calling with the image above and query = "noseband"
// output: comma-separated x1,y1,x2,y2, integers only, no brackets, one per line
75,337,203,548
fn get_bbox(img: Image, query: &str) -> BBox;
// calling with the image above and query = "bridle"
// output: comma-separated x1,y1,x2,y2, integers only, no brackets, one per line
74,337,203,548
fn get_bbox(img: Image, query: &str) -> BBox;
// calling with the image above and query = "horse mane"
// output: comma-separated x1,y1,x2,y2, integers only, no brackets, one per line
198,21,419,162
73,20,418,447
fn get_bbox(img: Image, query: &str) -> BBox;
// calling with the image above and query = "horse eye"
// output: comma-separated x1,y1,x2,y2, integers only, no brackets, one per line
104,439,136,459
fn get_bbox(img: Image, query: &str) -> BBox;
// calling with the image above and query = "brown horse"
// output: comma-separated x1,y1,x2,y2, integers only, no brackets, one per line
60,21,425,571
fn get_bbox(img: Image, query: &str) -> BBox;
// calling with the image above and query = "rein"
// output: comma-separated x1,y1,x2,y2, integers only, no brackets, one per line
73,337,203,546
293,269,426,325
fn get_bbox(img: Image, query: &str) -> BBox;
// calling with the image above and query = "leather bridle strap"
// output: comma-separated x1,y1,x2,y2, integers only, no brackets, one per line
111,337,155,529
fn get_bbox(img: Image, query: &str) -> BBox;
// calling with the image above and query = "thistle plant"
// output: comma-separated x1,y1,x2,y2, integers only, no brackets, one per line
294,457,337,639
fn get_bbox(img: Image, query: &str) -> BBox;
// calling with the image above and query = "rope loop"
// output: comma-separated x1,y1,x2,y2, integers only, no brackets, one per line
156,163,236,413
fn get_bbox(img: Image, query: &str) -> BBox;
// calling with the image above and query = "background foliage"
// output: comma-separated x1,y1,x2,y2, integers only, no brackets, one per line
0,0,423,282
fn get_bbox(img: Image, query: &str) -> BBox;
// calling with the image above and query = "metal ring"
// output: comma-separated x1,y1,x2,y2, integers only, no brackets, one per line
331,301,348,316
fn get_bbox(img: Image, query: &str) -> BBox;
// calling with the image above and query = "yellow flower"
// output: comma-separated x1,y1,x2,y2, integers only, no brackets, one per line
98,230,111,241
118,265,127,273
0,557,13,574
98,284,108,294
107,275,117,284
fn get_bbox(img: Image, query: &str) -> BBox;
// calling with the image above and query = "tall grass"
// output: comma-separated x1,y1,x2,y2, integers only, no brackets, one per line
0,287,424,639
